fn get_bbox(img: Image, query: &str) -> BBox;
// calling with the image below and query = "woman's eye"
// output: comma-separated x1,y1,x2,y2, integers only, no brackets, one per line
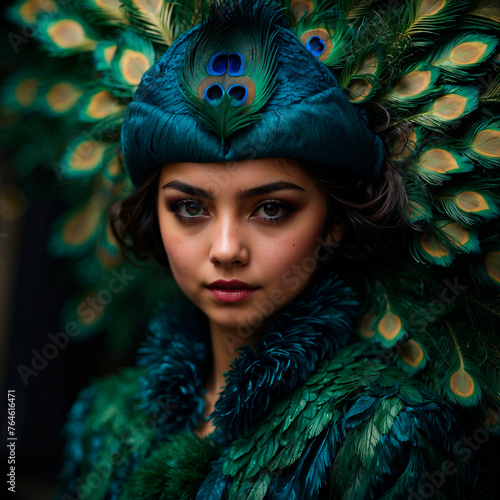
260,202,282,217
168,199,207,222
253,201,296,222
180,201,204,216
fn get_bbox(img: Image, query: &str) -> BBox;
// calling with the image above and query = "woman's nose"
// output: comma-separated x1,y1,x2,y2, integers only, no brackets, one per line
209,216,249,267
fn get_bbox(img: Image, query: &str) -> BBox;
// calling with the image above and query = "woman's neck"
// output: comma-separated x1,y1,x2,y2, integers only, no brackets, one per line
205,322,243,397
195,322,243,437
205,318,272,396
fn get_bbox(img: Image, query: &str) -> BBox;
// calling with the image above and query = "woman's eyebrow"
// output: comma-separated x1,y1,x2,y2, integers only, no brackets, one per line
161,180,305,200
236,181,305,200
162,180,214,199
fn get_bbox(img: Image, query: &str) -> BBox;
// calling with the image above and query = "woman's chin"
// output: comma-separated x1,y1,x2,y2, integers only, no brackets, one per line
206,310,271,337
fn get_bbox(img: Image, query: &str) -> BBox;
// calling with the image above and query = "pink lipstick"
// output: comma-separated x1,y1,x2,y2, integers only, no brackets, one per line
207,280,258,303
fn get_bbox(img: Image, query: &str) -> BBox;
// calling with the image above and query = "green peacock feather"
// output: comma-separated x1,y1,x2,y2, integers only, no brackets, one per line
181,1,279,144
428,32,498,79
397,0,468,48
34,9,99,56
480,73,500,106
381,63,442,109
461,0,500,30
438,180,500,226
81,0,129,26
463,118,500,168
292,5,354,68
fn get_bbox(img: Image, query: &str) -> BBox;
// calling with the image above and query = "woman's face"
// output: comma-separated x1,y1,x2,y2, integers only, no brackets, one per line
157,158,341,341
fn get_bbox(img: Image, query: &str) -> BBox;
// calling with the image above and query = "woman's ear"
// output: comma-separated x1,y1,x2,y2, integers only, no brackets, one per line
324,216,346,246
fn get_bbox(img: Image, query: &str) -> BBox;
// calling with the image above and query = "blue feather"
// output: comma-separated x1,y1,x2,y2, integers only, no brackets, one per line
195,455,232,500
345,394,380,427
269,419,343,500
390,410,413,442
303,421,342,496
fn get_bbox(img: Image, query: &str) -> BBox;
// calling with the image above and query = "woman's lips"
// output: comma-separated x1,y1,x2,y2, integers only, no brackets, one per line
207,288,257,302
206,280,258,303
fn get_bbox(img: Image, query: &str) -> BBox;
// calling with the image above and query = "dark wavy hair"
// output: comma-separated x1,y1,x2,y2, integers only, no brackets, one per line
109,148,410,269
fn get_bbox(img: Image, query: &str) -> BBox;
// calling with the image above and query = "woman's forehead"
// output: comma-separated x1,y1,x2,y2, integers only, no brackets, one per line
158,158,318,193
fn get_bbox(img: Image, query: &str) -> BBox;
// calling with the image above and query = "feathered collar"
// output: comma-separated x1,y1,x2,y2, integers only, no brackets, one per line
137,272,359,446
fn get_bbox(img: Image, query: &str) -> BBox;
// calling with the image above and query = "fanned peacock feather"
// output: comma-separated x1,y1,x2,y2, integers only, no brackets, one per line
432,322,484,406
121,0,206,46
120,0,177,45
463,118,500,168
411,218,481,267
340,0,374,23
103,30,156,96
1,71,41,112
39,79,84,117
78,87,126,123
5,0,59,26
408,143,474,185
397,0,468,48
399,338,428,375
381,63,442,108
49,194,106,256
390,125,424,163
57,136,115,180
34,9,99,56
438,180,500,226
407,85,479,130
94,40,118,72
460,0,500,30
81,0,129,26
283,0,320,23
292,6,354,68
357,279,414,348
340,49,384,103
428,32,498,79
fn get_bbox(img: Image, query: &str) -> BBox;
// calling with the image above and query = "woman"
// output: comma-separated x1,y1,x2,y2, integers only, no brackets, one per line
57,1,499,498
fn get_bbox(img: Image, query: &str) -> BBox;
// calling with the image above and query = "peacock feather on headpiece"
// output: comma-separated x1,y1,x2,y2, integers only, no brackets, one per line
1,0,499,412
180,1,279,142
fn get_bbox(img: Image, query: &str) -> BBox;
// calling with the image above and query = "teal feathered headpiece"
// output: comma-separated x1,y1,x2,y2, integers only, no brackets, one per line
121,0,384,187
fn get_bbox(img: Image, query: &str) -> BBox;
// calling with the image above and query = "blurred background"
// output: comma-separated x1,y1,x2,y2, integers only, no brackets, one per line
0,1,178,497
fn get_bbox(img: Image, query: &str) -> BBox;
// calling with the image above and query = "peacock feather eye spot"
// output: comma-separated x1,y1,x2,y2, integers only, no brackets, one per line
306,36,326,57
203,83,224,104
207,53,228,76
227,84,248,106
228,53,245,76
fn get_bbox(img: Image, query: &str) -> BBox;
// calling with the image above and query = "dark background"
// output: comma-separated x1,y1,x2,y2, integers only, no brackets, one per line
0,5,136,498
1,196,134,499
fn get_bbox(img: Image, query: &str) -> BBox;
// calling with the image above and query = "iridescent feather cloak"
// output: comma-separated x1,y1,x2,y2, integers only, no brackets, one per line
57,273,498,499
